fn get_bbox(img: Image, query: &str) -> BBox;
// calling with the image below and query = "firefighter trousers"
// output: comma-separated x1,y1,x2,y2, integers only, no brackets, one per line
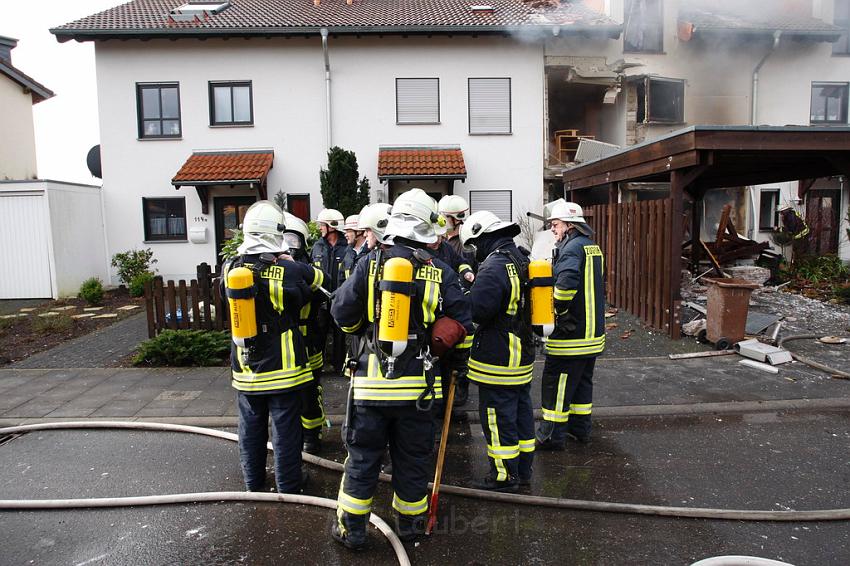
540,356,596,440
478,382,535,481
336,405,435,540
237,391,303,493
301,373,325,440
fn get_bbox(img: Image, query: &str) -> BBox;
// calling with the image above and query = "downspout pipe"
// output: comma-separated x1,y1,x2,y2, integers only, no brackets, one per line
751,30,781,126
321,28,332,151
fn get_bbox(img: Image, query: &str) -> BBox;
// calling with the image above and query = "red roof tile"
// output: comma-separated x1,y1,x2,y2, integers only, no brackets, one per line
172,150,274,184
52,0,621,40
378,147,466,179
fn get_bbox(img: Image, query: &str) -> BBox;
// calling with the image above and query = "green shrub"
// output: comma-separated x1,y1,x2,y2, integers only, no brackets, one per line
793,255,849,284
835,283,850,304
0,318,15,332
133,330,230,367
111,248,157,286
129,271,155,298
33,314,73,334
79,277,104,305
219,229,244,261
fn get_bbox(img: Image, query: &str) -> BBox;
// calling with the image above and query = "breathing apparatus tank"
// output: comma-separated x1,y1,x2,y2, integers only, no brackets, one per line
377,256,414,377
226,266,258,348
529,259,555,337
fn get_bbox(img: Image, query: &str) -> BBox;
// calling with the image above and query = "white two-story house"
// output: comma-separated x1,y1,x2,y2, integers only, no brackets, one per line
52,0,623,282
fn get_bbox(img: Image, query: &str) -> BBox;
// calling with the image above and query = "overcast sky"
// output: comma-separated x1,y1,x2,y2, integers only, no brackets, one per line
2,0,118,184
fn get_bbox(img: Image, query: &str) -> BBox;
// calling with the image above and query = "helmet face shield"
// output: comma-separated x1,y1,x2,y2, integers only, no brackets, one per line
283,232,303,250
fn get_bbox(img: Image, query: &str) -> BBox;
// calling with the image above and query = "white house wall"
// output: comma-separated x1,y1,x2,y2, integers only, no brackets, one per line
0,74,38,180
95,36,543,282
45,182,108,297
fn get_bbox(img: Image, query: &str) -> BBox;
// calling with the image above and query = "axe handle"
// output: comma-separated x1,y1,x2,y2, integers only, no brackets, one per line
426,370,457,535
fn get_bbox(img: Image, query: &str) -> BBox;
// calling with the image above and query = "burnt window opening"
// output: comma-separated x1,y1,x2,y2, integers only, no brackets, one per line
624,0,664,53
810,82,849,124
635,77,684,124
834,0,850,55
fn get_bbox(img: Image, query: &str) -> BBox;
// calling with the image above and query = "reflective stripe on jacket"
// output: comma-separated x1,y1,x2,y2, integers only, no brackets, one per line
546,232,606,358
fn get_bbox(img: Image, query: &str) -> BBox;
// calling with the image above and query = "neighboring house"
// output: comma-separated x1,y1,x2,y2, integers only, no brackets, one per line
544,0,849,260
0,36,106,299
51,0,621,282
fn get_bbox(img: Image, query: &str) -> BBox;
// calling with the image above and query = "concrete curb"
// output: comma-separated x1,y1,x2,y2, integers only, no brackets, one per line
3,397,849,429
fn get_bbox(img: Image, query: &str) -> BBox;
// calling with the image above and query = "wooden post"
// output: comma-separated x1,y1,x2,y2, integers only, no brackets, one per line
190,280,202,330
669,171,685,339
213,279,225,331
198,263,213,330
691,193,702,272
178,280,189,330
144,279,156,338
153,276,166,335
166,281,178,330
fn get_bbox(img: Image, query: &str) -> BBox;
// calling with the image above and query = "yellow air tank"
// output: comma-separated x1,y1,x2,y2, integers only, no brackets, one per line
226,266,258,347
378,257,414,359
529,259,555,337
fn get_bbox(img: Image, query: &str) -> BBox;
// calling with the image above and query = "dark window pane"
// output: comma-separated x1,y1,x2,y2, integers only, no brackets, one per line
161,88,180,119
810,83,848,123
624,0,663,52
233,86,252,122
141,88,160,119
647,79,684,123
214,86,233,123
144,198,186,240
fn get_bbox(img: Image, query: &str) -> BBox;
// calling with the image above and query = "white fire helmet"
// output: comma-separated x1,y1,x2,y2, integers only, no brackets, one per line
459,210,516,246
545,199,592,236
282,211,309,250
344,214,362,232
358,203,392,239
383,188,445,244
237,200,288,255
316,208,344,230
439,194,470,222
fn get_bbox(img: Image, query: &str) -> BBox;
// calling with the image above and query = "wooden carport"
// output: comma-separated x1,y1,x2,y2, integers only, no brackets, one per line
561,126,850,338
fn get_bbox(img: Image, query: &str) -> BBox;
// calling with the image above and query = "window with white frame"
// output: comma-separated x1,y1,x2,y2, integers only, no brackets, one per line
810,82,849,124
468,78,511,135
209,81,253,126
396,78,440,124
469,190,512,221
758,189,780,231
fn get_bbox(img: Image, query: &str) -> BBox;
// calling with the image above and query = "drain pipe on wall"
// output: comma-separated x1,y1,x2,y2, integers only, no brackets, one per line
747,30,781,238
321,28,332,151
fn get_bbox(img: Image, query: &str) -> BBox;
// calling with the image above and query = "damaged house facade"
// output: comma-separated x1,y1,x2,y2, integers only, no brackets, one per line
548,0,850,262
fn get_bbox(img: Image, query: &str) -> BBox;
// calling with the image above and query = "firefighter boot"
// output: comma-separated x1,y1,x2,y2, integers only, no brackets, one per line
535,421,565,451
471,474,519,493
303,428,322,455
395,513,427,542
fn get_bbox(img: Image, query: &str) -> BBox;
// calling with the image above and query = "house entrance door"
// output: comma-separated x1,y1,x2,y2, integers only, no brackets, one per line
214,196,256,263
803,188,841,256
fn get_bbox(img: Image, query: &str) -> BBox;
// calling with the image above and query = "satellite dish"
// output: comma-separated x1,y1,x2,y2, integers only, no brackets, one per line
86,144,102,179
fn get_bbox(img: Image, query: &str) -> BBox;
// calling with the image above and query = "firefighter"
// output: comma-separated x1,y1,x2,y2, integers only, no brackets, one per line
460,210,535,492
536,200,605,450
330,188,472,549
777,203,810,240
358,202,392,250
439,195,470,256
282,211,328,455
222,201,324,493
342,214,369,278
312,208,349,373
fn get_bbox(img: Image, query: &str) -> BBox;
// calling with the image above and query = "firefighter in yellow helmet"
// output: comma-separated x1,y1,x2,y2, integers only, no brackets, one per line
222,201,324,492
536,200,605,450
330,188,473,548
460,210,535,492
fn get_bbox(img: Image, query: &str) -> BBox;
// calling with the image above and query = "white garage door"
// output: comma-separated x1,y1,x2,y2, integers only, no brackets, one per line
0,194,53,298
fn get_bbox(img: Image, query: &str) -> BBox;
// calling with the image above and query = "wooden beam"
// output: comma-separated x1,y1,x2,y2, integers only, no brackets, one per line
195,187,209,215
669,170,685,340
695,129,850,152
565,150,700,190
797,178,817,200
695,163,839,191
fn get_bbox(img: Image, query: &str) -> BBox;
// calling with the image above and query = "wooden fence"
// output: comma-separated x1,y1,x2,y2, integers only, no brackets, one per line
586,198,681,338
143,262,229,338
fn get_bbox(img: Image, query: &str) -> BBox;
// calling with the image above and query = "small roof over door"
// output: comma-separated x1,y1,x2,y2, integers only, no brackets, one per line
171,150,273,214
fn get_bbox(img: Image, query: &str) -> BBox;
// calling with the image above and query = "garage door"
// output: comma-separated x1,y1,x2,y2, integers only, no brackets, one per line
469,189,512,221
0,194,52,298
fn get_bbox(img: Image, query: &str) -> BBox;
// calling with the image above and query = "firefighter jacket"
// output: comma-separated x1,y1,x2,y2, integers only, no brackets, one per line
223,254,324,393
434,239,474,280
330,244,473,407
342,242,370,279
545,231,606,358
311,235,348,291
292,248,329,372
468,237,535,386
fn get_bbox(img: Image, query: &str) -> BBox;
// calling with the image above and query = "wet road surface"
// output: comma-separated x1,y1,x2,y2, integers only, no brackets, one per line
1,410,849,565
